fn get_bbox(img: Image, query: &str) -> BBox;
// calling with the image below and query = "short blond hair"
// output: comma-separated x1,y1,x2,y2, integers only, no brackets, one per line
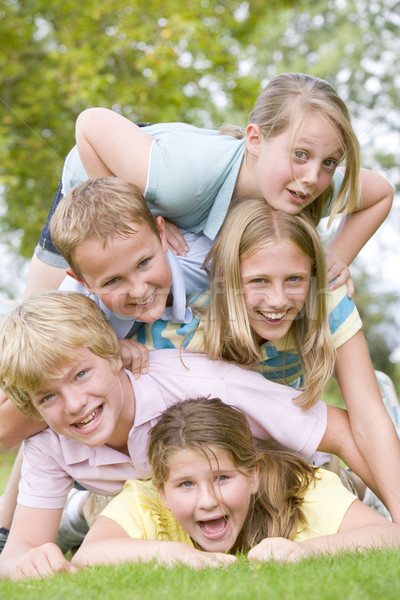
0,291,121,418
50,177,160,278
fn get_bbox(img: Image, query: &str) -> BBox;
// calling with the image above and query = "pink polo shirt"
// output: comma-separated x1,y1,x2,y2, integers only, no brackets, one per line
19,349,327,509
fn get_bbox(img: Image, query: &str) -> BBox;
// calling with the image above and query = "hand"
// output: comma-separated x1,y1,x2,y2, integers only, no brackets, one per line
118,339,149,379
325,250,354,298
164,220,189,256
248,537,310,563
9,543,77,580
157,542,236,569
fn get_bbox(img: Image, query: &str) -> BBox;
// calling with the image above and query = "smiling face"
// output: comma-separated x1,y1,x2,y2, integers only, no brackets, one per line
245,114,343,214
240,240,312,342
30,347,134,452
160,447,259,553
69,218,172,322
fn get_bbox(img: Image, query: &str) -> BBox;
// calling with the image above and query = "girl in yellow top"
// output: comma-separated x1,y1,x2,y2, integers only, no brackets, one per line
73,397,400,568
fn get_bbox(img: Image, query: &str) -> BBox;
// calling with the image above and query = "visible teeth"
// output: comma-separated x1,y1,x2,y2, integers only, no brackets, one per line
75,409,97,427
134,292,155,306
292,191,306,198
259,310,286,320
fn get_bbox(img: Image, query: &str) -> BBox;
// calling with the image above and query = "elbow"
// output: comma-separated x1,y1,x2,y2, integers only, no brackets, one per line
76,107,109,136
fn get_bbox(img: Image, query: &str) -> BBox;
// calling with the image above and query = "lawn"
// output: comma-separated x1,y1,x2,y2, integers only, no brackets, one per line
0,551,399,600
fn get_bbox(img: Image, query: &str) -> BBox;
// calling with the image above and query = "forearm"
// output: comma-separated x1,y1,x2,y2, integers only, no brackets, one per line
318,405,379,494
350,411,400,523
300,522,400,557
0,394,47,448
73,538,180,567
326,198,391,266
72,538,228,569
335,333,400,522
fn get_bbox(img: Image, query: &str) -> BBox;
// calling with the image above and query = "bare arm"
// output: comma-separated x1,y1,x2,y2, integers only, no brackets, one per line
248,499,400,562
75,108,153,192
0,390,46,449
335,330,400,523
0,505,75,580
326,167,393,288
73,515,235,569
22,254,66,299
318,404,378,494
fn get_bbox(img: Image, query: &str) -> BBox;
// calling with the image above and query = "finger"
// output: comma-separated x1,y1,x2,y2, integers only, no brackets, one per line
328,268,349,290
346,277,355,299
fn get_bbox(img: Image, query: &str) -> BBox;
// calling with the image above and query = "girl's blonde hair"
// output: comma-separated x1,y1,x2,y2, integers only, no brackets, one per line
148,397,316,551
220,72,360,225
0,291,121,418
202,197,335,409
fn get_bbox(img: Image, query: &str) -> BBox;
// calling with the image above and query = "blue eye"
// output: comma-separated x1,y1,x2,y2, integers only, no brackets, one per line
40,393,55,404
104,277,119,287
181,481,193,488
138,258,150,268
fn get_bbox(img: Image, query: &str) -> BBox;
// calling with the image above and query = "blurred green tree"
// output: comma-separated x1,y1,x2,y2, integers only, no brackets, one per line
0,0,298,255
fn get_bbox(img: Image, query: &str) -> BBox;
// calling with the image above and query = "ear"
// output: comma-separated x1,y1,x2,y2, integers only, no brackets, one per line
158,487,170,510
155,216,168,253
250,464,260,495
66,267,89,290
246,123,263,157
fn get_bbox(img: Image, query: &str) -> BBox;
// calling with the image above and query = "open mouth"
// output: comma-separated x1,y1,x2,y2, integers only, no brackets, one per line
72,405,103,432
131,291,156,307
288,189,310,203
258,309,288,325
198,516,229,540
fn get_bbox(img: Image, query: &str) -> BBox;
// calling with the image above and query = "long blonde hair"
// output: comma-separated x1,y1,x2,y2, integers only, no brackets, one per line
220,72,360,226
202,197,335,409
148,397,316,551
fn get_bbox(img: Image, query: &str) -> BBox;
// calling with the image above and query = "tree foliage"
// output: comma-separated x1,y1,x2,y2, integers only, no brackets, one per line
0,0,299,255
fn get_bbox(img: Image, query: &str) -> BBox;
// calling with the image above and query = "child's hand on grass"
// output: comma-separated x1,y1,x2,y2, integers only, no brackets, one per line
11,542,77,580
118,339,149,379
158,542,236,568
248,537,310,563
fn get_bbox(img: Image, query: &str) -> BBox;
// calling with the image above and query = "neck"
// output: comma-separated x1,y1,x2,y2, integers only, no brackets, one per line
233,152,257,198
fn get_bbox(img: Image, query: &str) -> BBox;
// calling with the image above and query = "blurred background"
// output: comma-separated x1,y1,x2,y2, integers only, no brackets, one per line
1,0,399,393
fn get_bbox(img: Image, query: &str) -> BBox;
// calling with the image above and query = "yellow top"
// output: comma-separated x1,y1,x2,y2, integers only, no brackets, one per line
101,469,356,545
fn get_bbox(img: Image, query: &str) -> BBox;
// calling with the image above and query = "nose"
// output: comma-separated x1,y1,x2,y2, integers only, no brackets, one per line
198,483,219,511
126,276,149,300
300,161,320,186
265,282,287,309
63,387,87,416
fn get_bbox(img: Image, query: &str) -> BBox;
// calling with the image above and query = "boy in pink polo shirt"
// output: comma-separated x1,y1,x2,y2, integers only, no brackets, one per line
0,291,375,580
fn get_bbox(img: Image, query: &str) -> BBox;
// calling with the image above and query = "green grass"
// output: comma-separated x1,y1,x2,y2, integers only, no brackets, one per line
0,451,17,495
0,551,399,600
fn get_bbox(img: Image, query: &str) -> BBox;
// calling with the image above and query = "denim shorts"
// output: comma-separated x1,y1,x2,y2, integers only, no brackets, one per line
35,178,69,268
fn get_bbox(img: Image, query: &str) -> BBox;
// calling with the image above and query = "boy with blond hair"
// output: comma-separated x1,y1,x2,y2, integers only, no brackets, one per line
0,290,375,579
0,176,212,449
51,176,211,340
